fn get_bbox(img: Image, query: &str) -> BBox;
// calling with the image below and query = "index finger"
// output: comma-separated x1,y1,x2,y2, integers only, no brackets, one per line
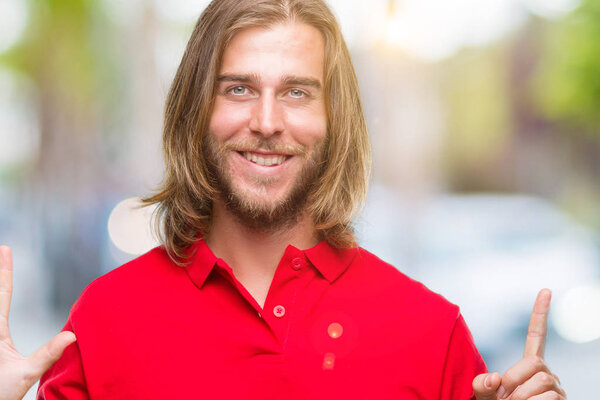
0,245,13,340
523,288,552,358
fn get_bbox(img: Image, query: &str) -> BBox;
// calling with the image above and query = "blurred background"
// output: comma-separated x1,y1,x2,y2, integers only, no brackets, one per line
0,0,598,397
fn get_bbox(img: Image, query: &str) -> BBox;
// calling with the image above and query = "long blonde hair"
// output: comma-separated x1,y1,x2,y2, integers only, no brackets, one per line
143,0,371,262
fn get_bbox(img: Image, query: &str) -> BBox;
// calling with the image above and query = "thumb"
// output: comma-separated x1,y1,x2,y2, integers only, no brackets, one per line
28,331,77,379
473,372,502,400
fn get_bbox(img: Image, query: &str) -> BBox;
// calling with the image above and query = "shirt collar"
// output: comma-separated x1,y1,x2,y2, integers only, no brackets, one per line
303,240,359,283
183,238,219,290
184,237,359,289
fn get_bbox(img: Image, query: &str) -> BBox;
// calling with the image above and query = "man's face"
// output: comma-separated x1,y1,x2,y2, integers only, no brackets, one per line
206,22,327,230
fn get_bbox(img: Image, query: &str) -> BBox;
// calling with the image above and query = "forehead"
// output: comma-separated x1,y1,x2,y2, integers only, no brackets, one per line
219,22,325,82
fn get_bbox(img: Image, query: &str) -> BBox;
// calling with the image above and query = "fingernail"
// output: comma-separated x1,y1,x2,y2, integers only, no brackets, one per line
497,385,507,399
484,374,492,389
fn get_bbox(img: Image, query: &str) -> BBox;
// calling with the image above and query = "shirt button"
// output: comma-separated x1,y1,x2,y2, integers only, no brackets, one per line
273,305,286,318
291,257,302,270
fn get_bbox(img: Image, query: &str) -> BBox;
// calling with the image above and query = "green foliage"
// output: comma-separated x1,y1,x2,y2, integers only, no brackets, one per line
0,0,116,106
533,0,600,134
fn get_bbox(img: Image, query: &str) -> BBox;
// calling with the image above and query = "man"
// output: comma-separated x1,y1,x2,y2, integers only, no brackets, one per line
0,0,566,399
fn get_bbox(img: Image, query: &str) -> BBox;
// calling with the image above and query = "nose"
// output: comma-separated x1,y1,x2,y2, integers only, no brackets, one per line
249,93,284,137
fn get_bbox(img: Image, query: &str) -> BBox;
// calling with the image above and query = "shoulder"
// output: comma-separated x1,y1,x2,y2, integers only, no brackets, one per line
333,247,469,365
347,247,460,321
84,246,175,289
69,246,185,316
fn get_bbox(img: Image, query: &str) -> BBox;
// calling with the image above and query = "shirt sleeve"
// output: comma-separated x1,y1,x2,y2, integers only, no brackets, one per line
439,313,488,400
37,319,90,400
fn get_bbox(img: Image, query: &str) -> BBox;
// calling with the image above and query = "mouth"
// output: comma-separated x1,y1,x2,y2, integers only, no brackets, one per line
239,151,291,167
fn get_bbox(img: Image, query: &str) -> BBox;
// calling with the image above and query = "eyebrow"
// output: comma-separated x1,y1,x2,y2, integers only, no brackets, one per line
217,74,322,90
283,75,322,90
217,73,261,84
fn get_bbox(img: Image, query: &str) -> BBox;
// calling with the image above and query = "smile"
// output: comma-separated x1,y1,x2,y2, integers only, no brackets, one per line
241,151,289,167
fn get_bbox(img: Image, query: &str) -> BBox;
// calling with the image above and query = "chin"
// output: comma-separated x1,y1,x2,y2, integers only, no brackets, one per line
232,178,292,205
233,190,291,215
224,184,309,231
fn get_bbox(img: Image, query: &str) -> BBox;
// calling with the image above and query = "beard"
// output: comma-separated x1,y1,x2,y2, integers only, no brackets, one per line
203,134,327,233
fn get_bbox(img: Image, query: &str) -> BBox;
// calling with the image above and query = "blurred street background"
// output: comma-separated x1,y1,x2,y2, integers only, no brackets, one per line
0,0,599,398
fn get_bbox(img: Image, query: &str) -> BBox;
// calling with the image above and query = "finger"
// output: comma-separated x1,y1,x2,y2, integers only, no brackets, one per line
510,371,566,399
473,372,502,400
553,373,561,385
524,288,552,358
497,355,551,398
0,245,13,341
27,331,76,379
528,392,567,400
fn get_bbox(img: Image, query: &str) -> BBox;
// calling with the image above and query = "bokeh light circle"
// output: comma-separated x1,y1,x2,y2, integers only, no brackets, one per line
107,197,160,255
328,322,344,339
552,281,600,344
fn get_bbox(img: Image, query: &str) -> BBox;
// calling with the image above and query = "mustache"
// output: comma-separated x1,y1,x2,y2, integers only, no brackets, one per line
221,138,308,157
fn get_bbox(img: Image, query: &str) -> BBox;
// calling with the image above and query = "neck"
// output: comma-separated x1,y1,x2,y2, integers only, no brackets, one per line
205,201,320,279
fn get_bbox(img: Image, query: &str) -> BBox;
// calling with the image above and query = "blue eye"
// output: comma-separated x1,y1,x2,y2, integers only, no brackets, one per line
289,88,305,98
231,86,246,95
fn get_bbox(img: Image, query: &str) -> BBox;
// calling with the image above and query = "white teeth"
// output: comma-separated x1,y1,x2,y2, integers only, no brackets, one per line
242,152,286,166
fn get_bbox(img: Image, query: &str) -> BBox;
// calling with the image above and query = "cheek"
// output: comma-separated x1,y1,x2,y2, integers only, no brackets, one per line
208,100,249,140
286,109,328,145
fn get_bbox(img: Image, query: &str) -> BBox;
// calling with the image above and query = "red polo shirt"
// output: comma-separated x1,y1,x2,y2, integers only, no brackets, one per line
38,239,486,399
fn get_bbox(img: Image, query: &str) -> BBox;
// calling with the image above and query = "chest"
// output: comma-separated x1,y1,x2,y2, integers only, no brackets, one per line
75,260,453,399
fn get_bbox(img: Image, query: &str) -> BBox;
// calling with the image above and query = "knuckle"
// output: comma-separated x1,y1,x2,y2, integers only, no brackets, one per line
511,390,525,400
502,370,517,386
527,328,545,339
535,371,554,386
547,392,562,400
553,373,561,385
526,355,546,370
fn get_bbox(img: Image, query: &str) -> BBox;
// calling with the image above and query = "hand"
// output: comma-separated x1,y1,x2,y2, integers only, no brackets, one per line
473,289,566,400
0,245,76,400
